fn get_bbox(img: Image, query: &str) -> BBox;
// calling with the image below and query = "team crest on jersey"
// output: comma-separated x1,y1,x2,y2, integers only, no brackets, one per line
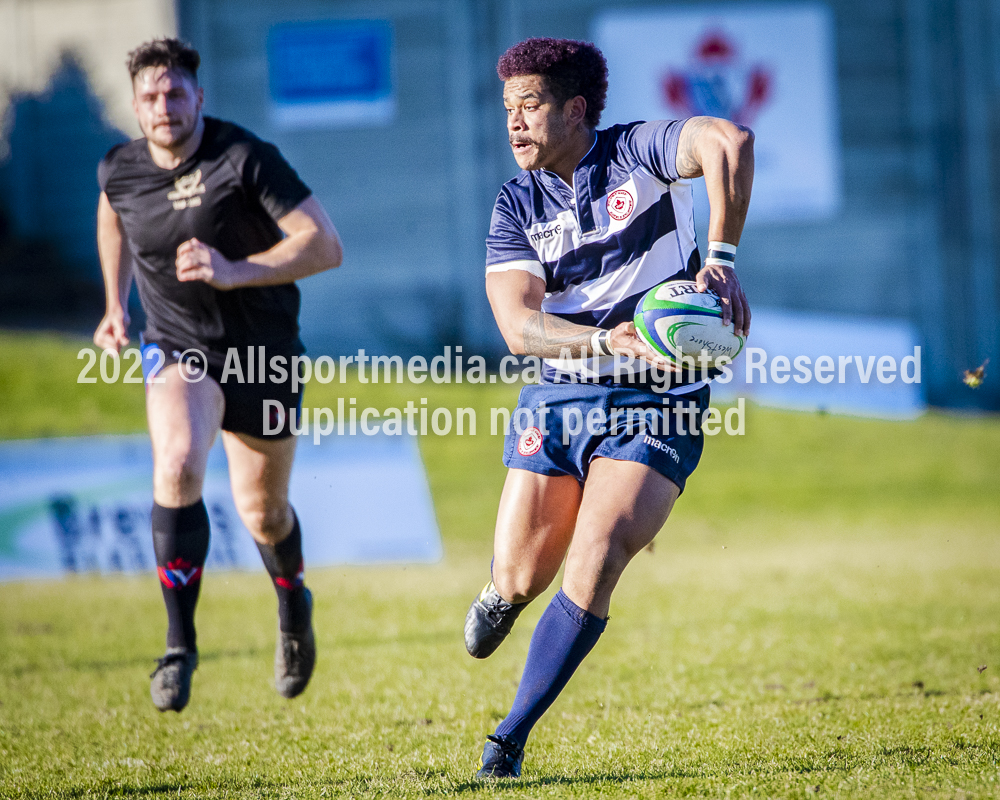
167,169,206,210
607,188,635,221
517,426,543,457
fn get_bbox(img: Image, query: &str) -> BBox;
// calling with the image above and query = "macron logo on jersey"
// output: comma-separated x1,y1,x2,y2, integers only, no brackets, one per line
530,222,563,243
527,215,575,263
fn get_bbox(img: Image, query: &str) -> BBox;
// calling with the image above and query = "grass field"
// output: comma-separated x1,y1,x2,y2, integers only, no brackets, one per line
2,330,999,799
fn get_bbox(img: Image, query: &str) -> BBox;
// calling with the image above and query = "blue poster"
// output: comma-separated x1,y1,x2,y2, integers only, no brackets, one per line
268,20,395,128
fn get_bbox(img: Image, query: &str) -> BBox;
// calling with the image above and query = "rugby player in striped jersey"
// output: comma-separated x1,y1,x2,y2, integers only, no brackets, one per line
465,38,753,778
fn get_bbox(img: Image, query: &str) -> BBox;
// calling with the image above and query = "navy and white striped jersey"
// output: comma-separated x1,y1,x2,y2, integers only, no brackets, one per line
486,119,703,390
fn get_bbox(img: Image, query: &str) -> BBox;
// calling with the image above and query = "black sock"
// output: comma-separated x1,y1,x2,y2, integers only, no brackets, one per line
152,500,210,652
255,510,309,633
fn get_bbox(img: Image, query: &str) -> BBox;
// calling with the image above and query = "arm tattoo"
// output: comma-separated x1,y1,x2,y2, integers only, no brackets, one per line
676,116,714,179
522,311,596,359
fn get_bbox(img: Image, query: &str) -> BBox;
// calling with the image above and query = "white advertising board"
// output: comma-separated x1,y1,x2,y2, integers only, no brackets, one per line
0,431,441,581
715,309,926,418
593,2,841,222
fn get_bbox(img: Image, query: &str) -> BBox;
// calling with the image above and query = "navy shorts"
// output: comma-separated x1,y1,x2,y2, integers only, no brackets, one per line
140,339,304,439
503,382,710,492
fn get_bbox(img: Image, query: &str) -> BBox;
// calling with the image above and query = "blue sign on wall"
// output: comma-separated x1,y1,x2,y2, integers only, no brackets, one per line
268,20,395,128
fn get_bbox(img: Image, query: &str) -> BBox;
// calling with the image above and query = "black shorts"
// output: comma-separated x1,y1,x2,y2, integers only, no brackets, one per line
140,340,304,439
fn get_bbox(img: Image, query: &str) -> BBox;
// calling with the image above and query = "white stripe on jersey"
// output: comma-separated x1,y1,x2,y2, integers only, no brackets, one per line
541,226,694,316
589,169,681,239
525,171,692,268
485,259,546,282
669,178,698,271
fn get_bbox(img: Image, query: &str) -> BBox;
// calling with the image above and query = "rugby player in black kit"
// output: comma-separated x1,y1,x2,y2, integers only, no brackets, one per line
93,38,343,712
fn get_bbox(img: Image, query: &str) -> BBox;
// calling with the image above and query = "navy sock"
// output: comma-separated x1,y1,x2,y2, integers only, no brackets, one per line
152,500,210,652
255,510,309,633
495,589,607,746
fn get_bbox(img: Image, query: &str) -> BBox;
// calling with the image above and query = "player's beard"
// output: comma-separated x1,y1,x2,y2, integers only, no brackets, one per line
148,115,199,151
167,123,197,150
511,113,571,172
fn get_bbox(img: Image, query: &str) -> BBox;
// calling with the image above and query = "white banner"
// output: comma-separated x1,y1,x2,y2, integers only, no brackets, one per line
715,309,926,418
0,431,441,581
593,2,841,221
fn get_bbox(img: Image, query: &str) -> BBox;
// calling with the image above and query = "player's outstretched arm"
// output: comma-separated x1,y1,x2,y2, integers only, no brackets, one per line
486,268,675,368
175,195,343,290
676,116,754,336
94,192,133,352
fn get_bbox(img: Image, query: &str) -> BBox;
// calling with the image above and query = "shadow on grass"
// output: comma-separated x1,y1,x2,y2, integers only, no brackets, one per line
7,646,268,678
436,738,1000,795
61,782,193,798
437,752,865,795
60,775,297,799
444,772,714,796
8,628,456,679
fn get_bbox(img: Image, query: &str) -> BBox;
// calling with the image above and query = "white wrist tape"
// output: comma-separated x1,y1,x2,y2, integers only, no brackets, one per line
590,329,613,357
705,240,737,269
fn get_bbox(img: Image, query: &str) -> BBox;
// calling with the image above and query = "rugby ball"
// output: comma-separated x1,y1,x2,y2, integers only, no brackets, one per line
633,280,745,368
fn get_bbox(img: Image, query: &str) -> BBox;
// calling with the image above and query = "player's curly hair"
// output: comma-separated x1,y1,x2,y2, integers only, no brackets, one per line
497,38,608,128
127,38,200,83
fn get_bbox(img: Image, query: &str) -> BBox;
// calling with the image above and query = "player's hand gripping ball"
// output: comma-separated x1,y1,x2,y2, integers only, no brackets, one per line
633,280,746,369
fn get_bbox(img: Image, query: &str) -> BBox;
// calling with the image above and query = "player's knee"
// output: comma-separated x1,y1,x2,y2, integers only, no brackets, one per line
567,540,632,590
493,564,551,604
237,503,291,544
153,451,204,499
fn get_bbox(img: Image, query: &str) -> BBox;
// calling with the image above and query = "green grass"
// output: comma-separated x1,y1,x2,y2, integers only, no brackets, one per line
1,330,1000,798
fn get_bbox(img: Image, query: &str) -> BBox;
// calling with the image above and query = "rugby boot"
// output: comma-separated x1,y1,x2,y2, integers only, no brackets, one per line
476,734,524,779
275,587,315,698
464,580,528,658
150,647,198,712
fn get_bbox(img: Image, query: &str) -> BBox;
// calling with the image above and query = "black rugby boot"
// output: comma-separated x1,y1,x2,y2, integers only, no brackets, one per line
464,580,528,659
275,587,315,698
476,734,524,779
150,647,198,712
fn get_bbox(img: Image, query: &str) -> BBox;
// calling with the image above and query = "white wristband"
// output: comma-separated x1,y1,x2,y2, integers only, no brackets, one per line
590,329,613,357
706,240,737,269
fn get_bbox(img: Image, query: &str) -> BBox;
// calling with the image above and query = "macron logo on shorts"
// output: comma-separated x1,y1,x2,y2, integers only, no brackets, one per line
642,434,680,463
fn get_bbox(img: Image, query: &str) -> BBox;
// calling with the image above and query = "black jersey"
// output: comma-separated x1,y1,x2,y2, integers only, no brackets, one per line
98,117,312,355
